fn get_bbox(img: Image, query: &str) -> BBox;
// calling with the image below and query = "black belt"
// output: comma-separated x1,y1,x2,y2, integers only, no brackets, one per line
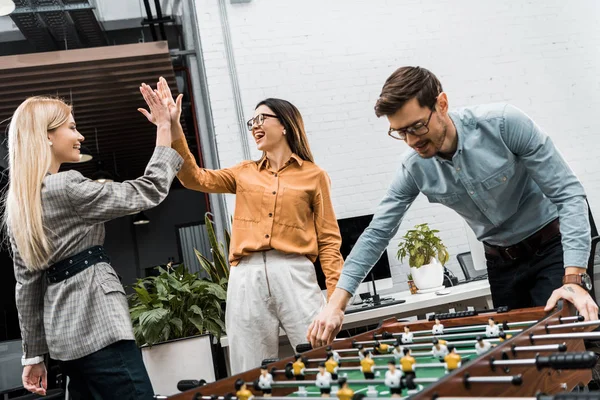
483,218,560,262
46,246,110,284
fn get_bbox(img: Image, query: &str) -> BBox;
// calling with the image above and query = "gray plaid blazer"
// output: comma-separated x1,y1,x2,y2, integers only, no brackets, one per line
11,146,183,361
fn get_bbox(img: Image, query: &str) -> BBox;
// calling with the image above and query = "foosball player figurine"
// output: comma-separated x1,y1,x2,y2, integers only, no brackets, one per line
325,352,339,380
360,350,376,379
357,344,367,361
400,347,416,379
392,339,404,362
374,340,390,355
498,330,513,342
292,354,306,380
316,362,333,398
256,365,273,397
485,317,500,337
336,377,354,400
444,345,462,373
401,326,414,344
326,345,341,365
431,337,449,361
384,361,403,398
235,379,254,400
475,335,492,355
431,318,444,335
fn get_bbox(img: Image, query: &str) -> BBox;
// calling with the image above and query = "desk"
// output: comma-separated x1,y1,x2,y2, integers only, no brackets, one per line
219,280,491,373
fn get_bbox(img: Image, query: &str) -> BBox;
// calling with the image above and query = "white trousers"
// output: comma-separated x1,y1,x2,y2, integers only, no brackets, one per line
225,250,326,375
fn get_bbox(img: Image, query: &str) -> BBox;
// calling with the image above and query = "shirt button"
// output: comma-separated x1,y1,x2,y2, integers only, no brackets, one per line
470,191,474,195
456,167,461,171
268,213,273,217
272,191,276,195
274,173,278,177
502,176,507,182
265,234,270,238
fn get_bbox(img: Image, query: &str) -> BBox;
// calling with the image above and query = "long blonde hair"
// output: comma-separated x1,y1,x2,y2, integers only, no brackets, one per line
2,96,72,270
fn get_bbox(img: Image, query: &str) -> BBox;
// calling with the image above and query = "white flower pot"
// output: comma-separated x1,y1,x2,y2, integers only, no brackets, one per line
141,334,216,396
410,258,444,290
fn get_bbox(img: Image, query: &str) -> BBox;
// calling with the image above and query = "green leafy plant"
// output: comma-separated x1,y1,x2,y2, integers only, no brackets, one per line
129,263,227,346
194,213,230,290
396,223,449,268
407,273,413,280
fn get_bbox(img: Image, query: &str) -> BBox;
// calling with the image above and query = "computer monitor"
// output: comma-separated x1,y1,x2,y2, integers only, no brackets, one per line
0,339,24,394
313,214,393,294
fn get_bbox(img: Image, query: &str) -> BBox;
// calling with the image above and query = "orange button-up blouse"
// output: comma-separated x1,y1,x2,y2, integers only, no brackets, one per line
172,138,343,298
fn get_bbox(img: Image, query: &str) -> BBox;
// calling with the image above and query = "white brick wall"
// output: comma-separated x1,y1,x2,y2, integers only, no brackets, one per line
192,0,600,290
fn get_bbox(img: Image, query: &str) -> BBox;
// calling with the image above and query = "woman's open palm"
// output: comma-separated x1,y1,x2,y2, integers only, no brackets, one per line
138,77,182,125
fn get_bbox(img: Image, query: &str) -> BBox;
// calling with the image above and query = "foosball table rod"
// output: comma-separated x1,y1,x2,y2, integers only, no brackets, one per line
357,329,523,345
433,395,600,400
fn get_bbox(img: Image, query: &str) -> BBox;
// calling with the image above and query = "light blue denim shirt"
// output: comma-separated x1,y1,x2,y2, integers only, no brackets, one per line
337,103,590,296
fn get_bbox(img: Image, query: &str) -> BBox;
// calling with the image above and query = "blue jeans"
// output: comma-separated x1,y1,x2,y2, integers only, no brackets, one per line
58,340,154,400
486,235,565,309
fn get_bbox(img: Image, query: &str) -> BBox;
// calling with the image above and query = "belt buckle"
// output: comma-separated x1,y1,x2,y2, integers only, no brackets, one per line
503,246,520,261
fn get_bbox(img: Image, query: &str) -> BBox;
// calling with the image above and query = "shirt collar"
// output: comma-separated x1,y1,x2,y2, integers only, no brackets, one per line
257,153,304,170
433,111,463,163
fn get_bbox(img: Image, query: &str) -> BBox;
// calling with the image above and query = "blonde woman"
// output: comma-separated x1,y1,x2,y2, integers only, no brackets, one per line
3,86,182,399
139,78,344,374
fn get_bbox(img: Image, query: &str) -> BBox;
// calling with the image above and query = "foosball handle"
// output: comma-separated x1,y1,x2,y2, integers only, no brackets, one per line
296,343,313,353
535,351,598,370
177,379,206,392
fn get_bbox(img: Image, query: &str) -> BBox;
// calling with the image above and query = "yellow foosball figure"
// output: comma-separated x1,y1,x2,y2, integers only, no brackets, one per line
360,351,376,379
292,354,306,380
325,352,339,380
444,345,462,372
374,340,390,355
499,330,513,342
235,379,254,400
400,347,416,378
336,377,354,400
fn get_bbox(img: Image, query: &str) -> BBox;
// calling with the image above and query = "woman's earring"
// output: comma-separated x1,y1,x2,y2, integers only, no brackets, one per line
48,141,53,146
283,130,286,135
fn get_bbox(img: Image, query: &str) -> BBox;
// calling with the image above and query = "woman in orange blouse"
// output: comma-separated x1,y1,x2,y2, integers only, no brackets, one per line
140,78,343,374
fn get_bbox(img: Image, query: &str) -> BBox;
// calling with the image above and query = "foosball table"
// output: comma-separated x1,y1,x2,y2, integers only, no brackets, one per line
165,301,600,400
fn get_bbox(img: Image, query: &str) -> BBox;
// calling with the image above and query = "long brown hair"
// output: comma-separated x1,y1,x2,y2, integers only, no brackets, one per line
375,66,443,117
255,98,314,163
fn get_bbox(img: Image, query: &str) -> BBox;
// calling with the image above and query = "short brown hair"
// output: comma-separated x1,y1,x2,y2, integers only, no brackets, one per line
374,66,443,117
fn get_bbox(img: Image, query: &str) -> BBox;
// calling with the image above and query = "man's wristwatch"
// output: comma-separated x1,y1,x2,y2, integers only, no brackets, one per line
562,273,593,291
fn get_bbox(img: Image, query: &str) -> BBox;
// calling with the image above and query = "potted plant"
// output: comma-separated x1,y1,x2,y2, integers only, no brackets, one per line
407,273,418,294
396,223,449,292
129,213,230,396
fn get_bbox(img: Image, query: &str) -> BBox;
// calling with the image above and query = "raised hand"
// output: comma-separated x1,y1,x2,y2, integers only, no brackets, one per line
157,76,183,124
138,77,183,125
139,83,171,128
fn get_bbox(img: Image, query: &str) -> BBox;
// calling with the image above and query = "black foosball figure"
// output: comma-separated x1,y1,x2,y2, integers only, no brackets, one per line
315,362,332,398
255,365,273,397
475,335,492,355
432,318,444,335
485,317,500,337
392,339,404,362
431,337,449,361
384,360,403,397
